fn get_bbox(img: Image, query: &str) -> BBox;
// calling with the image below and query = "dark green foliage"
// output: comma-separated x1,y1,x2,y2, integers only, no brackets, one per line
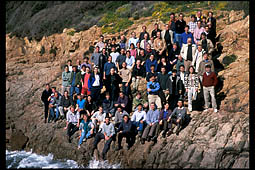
222,55,237,66
50,47,57,56
40,46,45,56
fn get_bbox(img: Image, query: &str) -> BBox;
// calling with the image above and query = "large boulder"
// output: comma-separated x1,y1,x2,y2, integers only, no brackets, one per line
9,130,29,150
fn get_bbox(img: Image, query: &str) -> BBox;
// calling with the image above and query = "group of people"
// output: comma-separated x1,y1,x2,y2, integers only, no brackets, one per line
41,10,219,160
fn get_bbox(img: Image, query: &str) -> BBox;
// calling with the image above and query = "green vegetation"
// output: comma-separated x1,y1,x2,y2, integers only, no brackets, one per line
67,30,76,36
222,54,237,66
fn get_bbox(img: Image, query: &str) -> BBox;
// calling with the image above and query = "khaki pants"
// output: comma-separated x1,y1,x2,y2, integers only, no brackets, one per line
184,60,192,72
203,86,217,109
148,94,162,110
132,77,140,90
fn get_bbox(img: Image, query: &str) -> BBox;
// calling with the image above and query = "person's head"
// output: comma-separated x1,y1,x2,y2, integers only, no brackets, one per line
52,87,56,93
150,65,155,72
119,91,124,98
184,25,189,32
72,65,77,72
187,37,192,44
203,52,208,60
136,92,141,98
142,25,146,31
120,35,125,41
178,54,183,61
77,94,81,100
95,46,100,53
164,102,169,110
150,54,155,60
170,12,175,20
120,48,125,55
123,115,129,123
165,24,169,30
202,16,206,23
146,44,151,50
131,31,136,38
197,11,201,17
108,55,112,62
208,11,213,18
81,65,86,72
64,90,69,97
197,21,201,28
64,65,69,72
84,57,89,63
67,59,72,65
126,50,130,57
188,65,195,74
205,25,209,32
172,69,177,76
179,13,184,20
122,61,127,68
117,105,123,112
82,114,88,122
154,23,159,30
100,35,104,41
102,48,106,54
161,66,166,73
93,66,99,74
104,116,110,124
201,32,206,40
156,31,161,39
173,43,178,50
105,92,110,100
177,99,183,107
87,95,92,101
161,57,166,63
70,105,75,112
150,102,156,110
85,66,90,73
136,42,140,48
130,43,135,49
112,37,116,43
149,75,156,82
191,14,195,22
136,59,141,66
98,105,103,112
205,64,211,72
137,103,143,111
144,33,148,40
46,83,50,90
207,22,212,28
140,49,144,56
110,67,115,75
54,92,58,98
111,46,116,52
180,65,185,72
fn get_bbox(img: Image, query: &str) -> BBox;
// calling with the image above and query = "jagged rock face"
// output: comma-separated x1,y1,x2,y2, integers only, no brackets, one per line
6,10,249,168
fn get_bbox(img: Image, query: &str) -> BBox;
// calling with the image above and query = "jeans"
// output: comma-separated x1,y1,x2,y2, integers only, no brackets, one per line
43,102,49,120
67,123,79,138
175,33,182,47
203,86,217,109
93,133,113,155
78,131,91,146
70,86,80,97
49,107,60,120
90,86,101,103
188,87,197,111
122,82,129,96
133,121,145,132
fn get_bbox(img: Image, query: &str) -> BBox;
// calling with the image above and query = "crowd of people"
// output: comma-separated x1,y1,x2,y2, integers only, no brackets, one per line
41,11,219,160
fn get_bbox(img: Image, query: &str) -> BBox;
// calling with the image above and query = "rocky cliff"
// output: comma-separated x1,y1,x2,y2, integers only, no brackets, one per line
6,10,249,168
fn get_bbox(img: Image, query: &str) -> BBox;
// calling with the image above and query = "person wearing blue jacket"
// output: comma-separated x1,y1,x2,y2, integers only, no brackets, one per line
88,67,102,104
145,54,158,73
141,102,160,144
180,25,195,48
116,115,135,150
147,75,162,110
167,99,187,136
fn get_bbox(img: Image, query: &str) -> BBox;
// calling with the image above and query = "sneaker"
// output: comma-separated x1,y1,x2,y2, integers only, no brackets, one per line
167,130,172,137
162,133,166,138
214,109,218,113
204,109,208,112
78,145,81,150
188,108,192,112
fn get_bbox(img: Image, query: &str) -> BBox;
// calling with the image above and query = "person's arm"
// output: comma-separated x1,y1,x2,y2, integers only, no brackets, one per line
131,111,136,122
211,61,215,73
153,110,160,124
117,121,123,132
146,111,151,125
150,82,160,92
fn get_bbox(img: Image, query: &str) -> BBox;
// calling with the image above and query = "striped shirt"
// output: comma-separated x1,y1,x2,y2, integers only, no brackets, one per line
66,110,80,124
188,21,197,34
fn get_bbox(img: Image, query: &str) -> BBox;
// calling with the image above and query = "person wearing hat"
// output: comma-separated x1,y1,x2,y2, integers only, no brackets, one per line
91,115,115,160
188,15,197,34
202,64,218,113
197,52,215,82
167,99,187,136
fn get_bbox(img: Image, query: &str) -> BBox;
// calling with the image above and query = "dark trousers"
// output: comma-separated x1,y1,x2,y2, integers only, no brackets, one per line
44,102,49,120
118,132,132,148
168,118,183,130
168,94,179,110
93,133,113,155
122,82,130,96
90,86,101,104
67,123,79,138
158,90,166,105
156,119,169,136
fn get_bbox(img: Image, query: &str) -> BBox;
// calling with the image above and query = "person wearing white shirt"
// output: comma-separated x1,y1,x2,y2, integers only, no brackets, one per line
131,103,146,137
128,31,139,48
192,44,205,73
110,46,120,66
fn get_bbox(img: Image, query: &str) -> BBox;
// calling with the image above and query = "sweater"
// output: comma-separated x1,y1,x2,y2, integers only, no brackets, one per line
117,119,133,133
146,109,160,124
159,109,172,121
202,72,218,87
101,122,115,137
114,110,129,124
157,73,170,90
62,71,72,87
170,107,186,120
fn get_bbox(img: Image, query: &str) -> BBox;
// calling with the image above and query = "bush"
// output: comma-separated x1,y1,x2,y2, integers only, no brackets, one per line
222,54,237,66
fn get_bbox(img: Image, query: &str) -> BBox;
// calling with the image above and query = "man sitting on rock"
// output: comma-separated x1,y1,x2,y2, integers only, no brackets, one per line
114,105,129,129
141,102,160,144
116,115,135,151
91,116,115,160
114,91,129,112
167,99,187,136
48,92,62,123
156,102,172,138
65,105,80,143
131,103,147,138
59,90,72,119
132,92,148,112
91,105,106,132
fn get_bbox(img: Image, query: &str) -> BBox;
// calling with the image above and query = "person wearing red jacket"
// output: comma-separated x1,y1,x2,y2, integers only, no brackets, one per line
202,64,218,113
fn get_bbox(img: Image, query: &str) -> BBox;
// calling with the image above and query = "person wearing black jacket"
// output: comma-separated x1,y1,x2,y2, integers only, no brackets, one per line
166,69,184,110
59,90,72,119
136,49,147,66
207,12,216,33
156,102,172,138
139,25,150,42
116,115,135,150
99,48,108,76
175,13,186,47
168,43,180,62
151,23,162,39
132,59,146,93
41,84,52,123
105,67,122,102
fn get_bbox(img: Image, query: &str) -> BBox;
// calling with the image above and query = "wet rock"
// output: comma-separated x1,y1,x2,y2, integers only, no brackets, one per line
9,130,29,150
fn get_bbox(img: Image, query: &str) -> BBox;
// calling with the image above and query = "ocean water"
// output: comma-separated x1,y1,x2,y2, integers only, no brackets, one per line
6,150,121,169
